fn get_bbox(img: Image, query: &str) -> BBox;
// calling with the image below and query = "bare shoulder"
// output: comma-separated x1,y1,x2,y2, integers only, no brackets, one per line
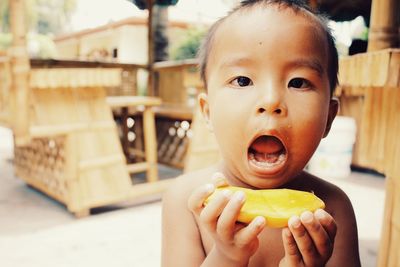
163,166,219,204
302,173,354,217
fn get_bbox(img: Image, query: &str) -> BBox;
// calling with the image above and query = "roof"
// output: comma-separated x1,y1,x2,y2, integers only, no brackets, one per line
54,16,190,43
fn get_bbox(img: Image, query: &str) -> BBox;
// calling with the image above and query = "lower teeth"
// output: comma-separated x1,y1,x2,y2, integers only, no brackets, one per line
249,152,286,168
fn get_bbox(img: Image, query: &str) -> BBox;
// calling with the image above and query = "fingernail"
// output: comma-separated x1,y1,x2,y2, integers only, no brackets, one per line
315,209,326,221
254,216,265,227
233,191,245,202
289,216,301,228
204,183,214,193
221,189,232,198
301,211,314,224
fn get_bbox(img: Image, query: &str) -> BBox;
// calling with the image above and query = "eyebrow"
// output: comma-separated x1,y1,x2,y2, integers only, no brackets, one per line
219,57,325,77
220,57,255,69
288,59,324,77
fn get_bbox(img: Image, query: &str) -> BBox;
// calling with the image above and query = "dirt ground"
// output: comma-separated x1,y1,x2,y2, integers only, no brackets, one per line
0,127,385,267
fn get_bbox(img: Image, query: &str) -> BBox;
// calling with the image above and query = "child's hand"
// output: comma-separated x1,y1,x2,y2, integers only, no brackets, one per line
279,209,337,267
187,173,266,267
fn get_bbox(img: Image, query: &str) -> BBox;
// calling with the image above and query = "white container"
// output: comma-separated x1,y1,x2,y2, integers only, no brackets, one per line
0,126,14,161
308,116,357,179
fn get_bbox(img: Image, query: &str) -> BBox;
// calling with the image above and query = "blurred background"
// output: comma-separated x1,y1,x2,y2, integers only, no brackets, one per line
0,0,399,266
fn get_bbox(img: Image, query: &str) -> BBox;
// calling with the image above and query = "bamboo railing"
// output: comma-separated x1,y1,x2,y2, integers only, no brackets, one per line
336,49,400,267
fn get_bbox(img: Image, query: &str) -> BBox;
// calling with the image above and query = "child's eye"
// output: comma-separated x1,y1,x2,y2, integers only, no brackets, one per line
288,78,312,89
231,76,253,87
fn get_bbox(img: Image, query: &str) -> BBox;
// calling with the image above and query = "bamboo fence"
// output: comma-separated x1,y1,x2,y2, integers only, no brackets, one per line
337,49,400,267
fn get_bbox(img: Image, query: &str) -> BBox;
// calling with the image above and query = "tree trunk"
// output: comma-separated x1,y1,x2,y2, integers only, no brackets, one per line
147,1,169,96
153,5,169,62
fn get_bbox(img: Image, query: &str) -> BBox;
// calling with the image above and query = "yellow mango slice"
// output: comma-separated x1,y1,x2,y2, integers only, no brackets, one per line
205,186,325,228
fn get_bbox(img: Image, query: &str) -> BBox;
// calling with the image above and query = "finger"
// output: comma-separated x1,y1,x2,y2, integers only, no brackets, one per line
187,183,215,214
216,190,246,241
199,189,232,232
211,172,229,188
300,211,332,257
288,215,318,265
315,209,337,242
234,216,265,248
281,227,302,265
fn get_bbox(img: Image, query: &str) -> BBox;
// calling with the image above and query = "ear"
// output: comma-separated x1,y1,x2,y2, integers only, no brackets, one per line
198,92,213,132
323,98,339,138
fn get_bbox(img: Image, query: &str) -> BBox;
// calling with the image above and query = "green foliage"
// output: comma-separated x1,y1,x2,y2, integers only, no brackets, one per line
171,28,206,60
0,0,76,34
360,27,369,41
0,0,10,32
0,0,75,58
28,33,57,58
0,32,57,58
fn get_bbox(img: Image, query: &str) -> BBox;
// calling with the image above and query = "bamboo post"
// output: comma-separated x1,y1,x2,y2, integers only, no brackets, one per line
9,0,31,145
368,0,400,51
147,0,155,96
143,106,158,183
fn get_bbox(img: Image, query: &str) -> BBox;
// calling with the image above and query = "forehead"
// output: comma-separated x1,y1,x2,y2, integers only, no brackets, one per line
207,5,329,75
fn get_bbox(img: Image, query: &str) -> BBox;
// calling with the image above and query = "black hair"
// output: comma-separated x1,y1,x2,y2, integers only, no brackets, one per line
197,0,339,95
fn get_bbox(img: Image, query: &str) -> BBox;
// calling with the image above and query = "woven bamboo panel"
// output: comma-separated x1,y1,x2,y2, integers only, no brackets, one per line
113,112,193,170
0,55,11,126
112,112,145,164
156,117,192,169
112,103,195,169
14,136,67,203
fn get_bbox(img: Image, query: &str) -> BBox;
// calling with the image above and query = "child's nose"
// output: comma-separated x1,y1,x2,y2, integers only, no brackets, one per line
256,89,287,116
258,106,283,115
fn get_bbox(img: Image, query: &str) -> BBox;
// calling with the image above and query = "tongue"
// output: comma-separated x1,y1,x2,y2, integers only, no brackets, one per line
251,136,283,154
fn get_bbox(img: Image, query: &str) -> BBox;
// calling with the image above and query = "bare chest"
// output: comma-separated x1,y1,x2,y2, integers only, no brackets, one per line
200,226,285,267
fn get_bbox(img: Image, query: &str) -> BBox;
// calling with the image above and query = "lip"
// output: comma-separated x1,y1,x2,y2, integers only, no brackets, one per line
246,130,288,176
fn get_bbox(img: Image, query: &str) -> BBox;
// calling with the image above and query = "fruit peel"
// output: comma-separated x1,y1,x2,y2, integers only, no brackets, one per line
205,186,325,228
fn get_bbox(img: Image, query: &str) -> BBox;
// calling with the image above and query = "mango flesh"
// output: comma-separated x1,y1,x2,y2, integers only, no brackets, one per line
205,186,325,228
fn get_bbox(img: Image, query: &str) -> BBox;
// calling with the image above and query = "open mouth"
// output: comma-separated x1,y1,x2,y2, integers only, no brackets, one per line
248,135,287,169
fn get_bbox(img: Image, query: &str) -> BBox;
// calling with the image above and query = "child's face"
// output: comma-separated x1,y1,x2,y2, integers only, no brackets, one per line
199,6,338,188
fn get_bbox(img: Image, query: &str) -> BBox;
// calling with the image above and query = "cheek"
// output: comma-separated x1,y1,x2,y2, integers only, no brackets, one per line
209,94,249,154
289,98,329,148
